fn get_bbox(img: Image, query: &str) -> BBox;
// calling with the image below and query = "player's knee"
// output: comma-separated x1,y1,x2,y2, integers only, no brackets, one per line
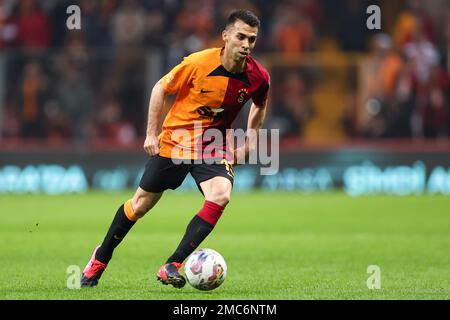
208,190,231,207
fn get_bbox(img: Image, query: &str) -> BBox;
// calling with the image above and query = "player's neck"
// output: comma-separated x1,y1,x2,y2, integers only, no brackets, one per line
221,49,246,74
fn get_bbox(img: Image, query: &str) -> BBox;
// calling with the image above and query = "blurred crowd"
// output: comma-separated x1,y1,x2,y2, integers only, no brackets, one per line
0,0,449,145
358,0,450,139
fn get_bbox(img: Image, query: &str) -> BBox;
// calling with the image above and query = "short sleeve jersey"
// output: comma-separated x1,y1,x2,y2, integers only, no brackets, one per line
159,47,270,160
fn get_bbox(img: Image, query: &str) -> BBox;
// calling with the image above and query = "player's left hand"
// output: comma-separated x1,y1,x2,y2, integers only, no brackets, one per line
228,146,248,166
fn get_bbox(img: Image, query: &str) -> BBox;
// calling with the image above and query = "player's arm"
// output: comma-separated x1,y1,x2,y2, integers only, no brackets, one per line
144,80,167,156
143,56,195,156
233,100,268,164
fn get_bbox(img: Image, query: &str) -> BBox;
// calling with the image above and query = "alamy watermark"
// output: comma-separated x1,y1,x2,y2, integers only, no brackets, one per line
169,123,279,175
66,5,81,30
66,265,81,289
366,265,381,289
366,5,381,30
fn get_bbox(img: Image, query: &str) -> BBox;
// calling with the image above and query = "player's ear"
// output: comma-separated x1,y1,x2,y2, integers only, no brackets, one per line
222,29,228,42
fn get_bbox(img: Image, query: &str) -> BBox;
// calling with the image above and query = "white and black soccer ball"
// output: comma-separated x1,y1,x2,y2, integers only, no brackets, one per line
184,248,227,291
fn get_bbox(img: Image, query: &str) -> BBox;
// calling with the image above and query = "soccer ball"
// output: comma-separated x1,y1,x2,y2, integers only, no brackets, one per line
184,248,227,291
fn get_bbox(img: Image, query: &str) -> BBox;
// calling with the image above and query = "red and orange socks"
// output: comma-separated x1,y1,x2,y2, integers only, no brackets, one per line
166,201,225,264
95,199,137,264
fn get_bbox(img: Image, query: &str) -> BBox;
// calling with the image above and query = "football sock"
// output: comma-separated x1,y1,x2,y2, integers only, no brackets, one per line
95,200,138,264
166,201,224,264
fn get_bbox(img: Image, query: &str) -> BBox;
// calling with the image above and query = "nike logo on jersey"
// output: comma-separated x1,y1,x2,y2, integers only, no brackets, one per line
200,89,214,93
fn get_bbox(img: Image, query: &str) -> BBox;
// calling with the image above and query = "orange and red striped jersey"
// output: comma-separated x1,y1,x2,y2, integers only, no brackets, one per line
159,47,270,160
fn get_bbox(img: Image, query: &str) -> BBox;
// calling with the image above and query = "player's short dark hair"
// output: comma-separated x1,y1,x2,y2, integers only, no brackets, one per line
226,9,260,29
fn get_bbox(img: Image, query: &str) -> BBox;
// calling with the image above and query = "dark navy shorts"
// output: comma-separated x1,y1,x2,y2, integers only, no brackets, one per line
139,155,234,193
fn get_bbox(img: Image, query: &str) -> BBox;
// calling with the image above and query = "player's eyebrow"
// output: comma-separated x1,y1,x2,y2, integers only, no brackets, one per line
237,32,257,41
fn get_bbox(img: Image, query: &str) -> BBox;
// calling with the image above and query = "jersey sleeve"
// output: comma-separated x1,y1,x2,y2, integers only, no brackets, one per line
161,57,196,94
252,74,270,106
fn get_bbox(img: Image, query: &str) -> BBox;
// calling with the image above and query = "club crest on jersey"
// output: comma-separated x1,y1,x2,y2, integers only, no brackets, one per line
237,88,249,103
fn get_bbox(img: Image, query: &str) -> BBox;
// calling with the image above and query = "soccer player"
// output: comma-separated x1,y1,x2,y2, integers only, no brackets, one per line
81,9,270,288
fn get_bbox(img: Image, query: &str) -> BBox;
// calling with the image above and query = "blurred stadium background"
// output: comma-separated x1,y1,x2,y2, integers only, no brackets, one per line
0,0,449,300
0,0,450,194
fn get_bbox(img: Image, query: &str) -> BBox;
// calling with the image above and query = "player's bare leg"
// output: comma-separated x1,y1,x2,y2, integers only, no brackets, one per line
199,176,232,207
81,188,163,287
157,177,232,288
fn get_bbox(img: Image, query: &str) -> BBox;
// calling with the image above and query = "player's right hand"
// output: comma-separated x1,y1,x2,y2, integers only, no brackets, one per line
143,134,160,156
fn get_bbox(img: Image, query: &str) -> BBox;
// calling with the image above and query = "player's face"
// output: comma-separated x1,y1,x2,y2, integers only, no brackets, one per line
223,20,258,62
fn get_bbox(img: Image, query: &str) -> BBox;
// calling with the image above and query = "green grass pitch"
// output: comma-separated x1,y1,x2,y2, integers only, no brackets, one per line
0,191,449,299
